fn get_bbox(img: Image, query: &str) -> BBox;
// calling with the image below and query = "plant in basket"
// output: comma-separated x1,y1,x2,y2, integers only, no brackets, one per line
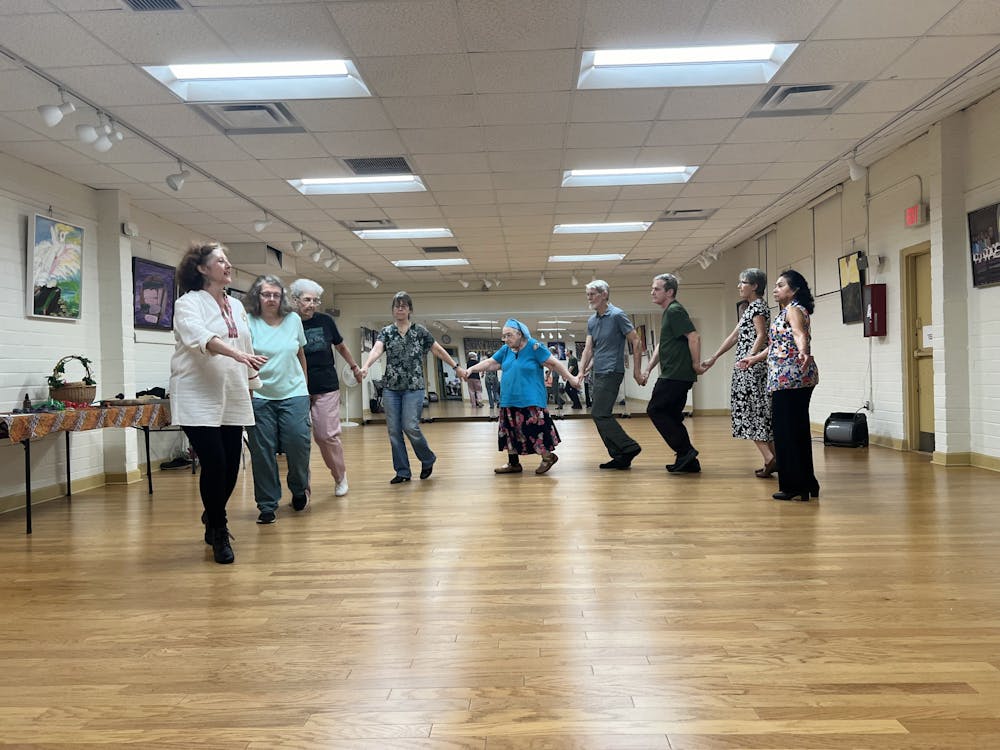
47,355,97,405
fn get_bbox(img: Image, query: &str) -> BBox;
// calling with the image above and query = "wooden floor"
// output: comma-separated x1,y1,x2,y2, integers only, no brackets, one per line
3,416,1000,749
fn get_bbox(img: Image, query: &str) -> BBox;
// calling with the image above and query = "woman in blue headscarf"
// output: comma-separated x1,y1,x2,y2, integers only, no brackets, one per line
459,319,581,475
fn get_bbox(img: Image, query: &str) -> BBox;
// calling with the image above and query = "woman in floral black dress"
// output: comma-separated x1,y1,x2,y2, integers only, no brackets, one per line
701,268,775,477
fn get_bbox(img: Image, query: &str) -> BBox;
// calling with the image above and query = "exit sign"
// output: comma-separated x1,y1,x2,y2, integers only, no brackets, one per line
905,203,928,227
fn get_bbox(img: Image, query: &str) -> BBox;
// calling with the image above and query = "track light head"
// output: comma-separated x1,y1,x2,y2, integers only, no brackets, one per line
846,153,866,182
93,133,113,152
571,273,579,287
329,256,340,272
165,162,190,192
291,239,305,253
38,94,76,128
75,123,98,144
493,277,502,288
539,273,546,287
696,255,712,270
482,277,493,289
366,277,380,289
705,247,721,261
253,215,272,233
458,279,470,289
310,248,324,262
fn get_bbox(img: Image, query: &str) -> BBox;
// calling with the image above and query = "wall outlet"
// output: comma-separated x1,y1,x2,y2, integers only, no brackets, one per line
862,400,872,411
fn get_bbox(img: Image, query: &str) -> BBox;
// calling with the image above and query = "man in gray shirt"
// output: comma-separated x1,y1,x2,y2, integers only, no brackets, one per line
578,280,644,469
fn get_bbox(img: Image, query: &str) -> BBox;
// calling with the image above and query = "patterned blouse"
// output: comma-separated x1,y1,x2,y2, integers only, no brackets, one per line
377,323,436,391
767,301,819,393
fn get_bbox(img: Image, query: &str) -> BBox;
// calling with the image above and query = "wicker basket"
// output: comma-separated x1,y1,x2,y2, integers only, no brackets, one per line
50,382,97,404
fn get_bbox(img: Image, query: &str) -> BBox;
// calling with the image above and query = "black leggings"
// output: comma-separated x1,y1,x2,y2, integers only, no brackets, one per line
182,425,244,527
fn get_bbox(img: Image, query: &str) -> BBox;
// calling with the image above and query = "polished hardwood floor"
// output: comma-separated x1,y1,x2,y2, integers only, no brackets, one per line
3,415,1000,749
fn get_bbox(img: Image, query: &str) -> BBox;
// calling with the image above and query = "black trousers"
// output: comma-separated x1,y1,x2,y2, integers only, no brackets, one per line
771,387,818,494
646,378,694,456
182,425,244,527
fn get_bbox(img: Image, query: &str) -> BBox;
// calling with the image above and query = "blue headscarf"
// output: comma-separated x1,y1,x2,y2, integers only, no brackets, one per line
504,317,531,339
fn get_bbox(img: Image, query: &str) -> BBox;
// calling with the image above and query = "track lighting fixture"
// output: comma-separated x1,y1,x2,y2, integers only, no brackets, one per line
75,122,99,144
571,273,579,287
291,235,305,253
539,273,547,287
704,247,721,261
253,214,272,232
165,161,190,192
493,277,502,288
482,277,493,289
37,91,75,128
458,279,470,289
325,255,340,272
696,255,712,270
366,277,380,289
846,151,866,182
311,247,324,262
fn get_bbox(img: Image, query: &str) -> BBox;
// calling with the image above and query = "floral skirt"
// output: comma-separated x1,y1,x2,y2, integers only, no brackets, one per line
497,406,561,455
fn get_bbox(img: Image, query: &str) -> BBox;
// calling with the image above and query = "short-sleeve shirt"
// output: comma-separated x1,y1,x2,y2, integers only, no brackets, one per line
301,313,343,394
378,323,435,391
247,313,308,400
587,303,635,374
491,339,551,408
657,300,697,382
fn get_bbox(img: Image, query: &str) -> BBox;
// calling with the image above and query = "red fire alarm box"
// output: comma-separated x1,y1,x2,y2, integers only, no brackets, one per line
863,283,887,337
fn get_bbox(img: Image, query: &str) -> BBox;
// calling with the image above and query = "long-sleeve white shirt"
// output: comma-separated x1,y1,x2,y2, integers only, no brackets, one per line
169,290,259,426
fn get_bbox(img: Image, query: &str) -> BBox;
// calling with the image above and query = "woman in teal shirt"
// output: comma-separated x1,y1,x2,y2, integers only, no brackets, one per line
460,319,580,475
245,275,311,523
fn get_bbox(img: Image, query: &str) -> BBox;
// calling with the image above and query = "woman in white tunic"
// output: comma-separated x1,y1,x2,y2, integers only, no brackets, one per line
170,242,266,564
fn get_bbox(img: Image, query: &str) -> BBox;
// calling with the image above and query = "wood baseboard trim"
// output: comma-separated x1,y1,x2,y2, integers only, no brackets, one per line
105,469,143,485
0,472,107,515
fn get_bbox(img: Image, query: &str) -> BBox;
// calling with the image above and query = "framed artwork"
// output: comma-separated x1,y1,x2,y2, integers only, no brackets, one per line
227,287,247,302
967,202,1000,288
27,214,83,319
838,251,865,324
132,257,176,330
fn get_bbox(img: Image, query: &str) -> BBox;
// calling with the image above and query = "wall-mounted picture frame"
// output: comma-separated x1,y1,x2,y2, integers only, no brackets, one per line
27,214,83,320
838,251,865,324
132,257,176,330
967,201,1000,288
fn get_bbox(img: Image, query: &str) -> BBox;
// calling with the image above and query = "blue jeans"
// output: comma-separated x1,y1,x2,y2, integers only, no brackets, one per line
382,388,435,479
247,395,312,513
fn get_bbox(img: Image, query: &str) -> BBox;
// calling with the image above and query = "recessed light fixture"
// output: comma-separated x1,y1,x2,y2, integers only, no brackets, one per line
392,258,469,268
578,42,798,89
562,166,697,187
289,175,426,195
549,253,627,262
552,223,650,234
355,227,453,240
142,59,371,102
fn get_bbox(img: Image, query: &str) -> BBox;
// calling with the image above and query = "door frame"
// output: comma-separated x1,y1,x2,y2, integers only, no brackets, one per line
900,240,931,452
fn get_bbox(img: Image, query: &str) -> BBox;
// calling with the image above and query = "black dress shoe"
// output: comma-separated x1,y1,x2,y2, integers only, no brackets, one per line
599,458,629,469
669,448,699,473
622,446,642,465
420,464,434,479
671,459,701,474
773,490,811,501
390,475,411,484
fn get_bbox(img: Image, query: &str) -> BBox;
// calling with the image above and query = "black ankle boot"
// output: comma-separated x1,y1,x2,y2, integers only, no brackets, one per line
210,526,235,564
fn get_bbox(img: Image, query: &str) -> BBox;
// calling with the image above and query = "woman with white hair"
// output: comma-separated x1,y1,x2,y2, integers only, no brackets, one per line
290,278,362,498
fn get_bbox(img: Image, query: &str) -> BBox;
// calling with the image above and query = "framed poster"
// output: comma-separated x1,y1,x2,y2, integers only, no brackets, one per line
838,251,865,324
132,257,176,330
27,214,83,319
967,202,1000,288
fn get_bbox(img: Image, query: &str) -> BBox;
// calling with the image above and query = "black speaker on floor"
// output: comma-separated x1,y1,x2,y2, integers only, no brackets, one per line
824,412,868,447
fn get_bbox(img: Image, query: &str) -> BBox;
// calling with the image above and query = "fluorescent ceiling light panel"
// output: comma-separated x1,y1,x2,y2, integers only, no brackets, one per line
578,42,798,89
142,59,370,102
392,258,469,268
548,253,626,262
289,175,426,195
562,166,697,187
457,320,500,324
538,320,572,324
355,228,453,240
463,325,499,330
552,223,650,234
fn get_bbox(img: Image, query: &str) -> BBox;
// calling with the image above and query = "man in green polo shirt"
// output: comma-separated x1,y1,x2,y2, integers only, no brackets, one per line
640,273,704,473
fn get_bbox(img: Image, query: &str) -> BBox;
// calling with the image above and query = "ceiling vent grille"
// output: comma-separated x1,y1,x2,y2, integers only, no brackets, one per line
659,208,716,221
124,0,183,10
748,83,864,118
422,246,460,254
193,102,304,135
620,257,657,265
343,156,413,175
339,218,397,230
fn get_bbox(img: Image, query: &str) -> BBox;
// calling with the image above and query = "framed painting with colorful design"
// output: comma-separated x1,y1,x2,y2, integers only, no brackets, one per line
27,214,83,320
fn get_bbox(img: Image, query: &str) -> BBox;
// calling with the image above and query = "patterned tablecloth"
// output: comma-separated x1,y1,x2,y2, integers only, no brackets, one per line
0,401,171,443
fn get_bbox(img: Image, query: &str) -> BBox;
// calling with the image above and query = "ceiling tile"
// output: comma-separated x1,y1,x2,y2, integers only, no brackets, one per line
726,116,827,143
647,119,739,146
469,50,576,93
315,130,407,157
932,0,1000,35
814,0,957,39
358,54,474,97
836,79,947,114
70,8,224,64
0,13,125,68
400,127,485,153
698,0,838,42
582,0,708,47
157,135,251,162
383,95,480,129
424,173,493,191
329,0,465,56
198,4,350,59
411,152,492,174
105,104,218,138
484,124,565,151
458,0,580,51
773,38,916,84
879,36,1000,80
478,92,571,125
229,133,326,160
47,65,178,105
659,86,767,120
566,122,652,149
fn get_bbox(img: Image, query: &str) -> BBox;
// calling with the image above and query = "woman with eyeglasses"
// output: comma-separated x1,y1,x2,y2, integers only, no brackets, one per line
459,318,581,475
700,268,775,477
170,242,267,564
290,278,362,498
245,274,311,523
359,291,458,484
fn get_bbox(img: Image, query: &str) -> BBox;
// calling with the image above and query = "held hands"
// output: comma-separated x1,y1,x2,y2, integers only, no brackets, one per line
358,366,369,380
700,355,717,371
456,366,469,381
634,371,647,387
735,356,752,371
237,352,268,370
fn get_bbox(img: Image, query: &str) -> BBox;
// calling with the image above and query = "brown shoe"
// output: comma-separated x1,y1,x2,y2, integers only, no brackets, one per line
535,453,559,474
494,463,523,474
755,458,777,478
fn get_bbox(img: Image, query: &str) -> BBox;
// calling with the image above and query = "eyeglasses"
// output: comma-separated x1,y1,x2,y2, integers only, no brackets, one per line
298,296,320,304
259,292,282,300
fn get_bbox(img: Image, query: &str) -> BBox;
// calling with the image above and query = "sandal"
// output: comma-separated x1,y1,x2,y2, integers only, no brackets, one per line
494,463,523,474
535,453,559,474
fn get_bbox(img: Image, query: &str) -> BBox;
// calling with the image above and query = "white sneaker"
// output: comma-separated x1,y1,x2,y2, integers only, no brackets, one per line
335,477,349,497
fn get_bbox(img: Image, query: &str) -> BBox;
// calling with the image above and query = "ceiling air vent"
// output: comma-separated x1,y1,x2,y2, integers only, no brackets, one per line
659,208,716,221
747,83,864,118
192,102,304,135
339,219,397,231
422,246,460,254
620,258,657,266
124,0,182,10
343,156,413,175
